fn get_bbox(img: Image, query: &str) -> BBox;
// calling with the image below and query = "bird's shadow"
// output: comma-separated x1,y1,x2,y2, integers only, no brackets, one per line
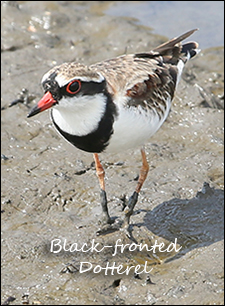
135,182,224,261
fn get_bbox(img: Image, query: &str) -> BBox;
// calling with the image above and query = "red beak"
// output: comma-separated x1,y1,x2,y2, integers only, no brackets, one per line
27,91,57,118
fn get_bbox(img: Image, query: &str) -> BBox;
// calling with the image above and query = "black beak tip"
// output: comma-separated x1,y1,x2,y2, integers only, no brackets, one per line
27,105,40,118
27,111,34,118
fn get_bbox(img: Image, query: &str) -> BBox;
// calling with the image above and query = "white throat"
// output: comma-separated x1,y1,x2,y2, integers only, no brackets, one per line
51,93,107,136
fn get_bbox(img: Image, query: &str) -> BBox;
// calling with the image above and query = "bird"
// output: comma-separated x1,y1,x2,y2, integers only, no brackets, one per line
27,29,199,235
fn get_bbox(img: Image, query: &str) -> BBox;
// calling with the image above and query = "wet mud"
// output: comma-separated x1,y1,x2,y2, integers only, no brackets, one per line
1,1,224,305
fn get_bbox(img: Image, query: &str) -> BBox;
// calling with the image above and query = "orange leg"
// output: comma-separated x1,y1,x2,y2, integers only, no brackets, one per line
93,153,105,191
93,153,112,224
124,148,149,226
135,148,150,193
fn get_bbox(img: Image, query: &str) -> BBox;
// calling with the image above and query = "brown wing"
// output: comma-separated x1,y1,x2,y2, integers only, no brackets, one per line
91,54,161,96
90,29,198,114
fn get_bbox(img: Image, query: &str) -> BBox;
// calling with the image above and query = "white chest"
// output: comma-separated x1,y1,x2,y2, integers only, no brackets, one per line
105,97,171,153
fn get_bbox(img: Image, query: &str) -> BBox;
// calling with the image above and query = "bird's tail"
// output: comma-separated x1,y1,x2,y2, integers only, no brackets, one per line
181,41,200,60
153,29,200,63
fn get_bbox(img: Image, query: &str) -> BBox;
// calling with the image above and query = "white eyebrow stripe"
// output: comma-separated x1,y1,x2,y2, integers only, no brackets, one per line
55,73,105,88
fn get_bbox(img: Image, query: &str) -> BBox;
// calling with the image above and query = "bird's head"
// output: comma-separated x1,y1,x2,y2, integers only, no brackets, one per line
27,62,106,118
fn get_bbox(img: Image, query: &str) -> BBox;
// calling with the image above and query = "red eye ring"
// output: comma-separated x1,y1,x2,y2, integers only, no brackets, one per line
66,79,81,94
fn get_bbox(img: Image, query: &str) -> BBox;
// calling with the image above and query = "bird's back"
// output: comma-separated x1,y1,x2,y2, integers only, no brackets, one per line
94,29,199,153
90,29,199,100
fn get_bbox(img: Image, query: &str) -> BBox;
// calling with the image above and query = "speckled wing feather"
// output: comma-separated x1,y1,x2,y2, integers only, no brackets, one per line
90,29,199,111
90,54,161,97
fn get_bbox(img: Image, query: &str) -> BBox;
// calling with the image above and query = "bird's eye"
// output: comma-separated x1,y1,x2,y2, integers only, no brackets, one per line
66,80,81,95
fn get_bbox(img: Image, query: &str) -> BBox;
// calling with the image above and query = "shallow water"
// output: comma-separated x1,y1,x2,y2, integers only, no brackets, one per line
106,1,224,49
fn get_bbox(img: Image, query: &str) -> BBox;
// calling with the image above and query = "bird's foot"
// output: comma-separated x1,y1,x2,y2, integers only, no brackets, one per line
97,214,114,226
119,191,139,238
96,218,122,235
96,191,139,237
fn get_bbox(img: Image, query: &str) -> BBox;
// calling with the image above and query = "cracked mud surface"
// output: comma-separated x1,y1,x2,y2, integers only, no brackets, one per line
1,1,224,305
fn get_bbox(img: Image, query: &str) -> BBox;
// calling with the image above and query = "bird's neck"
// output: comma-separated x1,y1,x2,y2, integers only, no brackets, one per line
51,92,118,153
51,93,109,137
